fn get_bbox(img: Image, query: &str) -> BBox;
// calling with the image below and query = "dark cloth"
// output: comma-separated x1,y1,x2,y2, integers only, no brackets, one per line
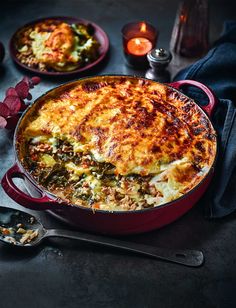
174,21,236,218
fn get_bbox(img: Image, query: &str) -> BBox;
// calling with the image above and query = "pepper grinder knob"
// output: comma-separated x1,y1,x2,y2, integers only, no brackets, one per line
145,48,172,82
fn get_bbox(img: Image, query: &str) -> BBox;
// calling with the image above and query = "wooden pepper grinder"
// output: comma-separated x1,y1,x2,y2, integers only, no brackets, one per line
145,48,172,83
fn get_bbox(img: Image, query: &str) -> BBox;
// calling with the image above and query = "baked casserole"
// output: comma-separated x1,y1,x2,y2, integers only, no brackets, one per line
17,76,217,211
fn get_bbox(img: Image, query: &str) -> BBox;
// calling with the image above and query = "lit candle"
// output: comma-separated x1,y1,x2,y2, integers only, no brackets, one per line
122,21,158,68
127,37,153,56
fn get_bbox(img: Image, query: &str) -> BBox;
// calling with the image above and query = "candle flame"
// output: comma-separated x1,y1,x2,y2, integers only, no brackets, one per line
140,22,146,32
135,38,141,45
180,14,187,23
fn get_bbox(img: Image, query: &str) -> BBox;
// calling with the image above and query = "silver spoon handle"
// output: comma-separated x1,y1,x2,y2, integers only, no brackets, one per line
44,229,204,267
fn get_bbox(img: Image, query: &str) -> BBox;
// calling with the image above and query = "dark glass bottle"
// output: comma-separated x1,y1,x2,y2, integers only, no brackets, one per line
170,0,209,58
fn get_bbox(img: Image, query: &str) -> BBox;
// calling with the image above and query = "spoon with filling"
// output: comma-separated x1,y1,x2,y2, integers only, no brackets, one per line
0,206,204,267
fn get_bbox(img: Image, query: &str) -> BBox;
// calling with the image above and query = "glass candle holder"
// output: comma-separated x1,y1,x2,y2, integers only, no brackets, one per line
122,21,158,68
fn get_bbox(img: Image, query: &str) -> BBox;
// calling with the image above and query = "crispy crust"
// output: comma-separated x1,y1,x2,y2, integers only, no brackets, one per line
17,76,217,211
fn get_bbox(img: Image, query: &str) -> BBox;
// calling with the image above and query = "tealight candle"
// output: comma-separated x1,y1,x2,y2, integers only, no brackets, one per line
127,37,153,56
122,21,158,68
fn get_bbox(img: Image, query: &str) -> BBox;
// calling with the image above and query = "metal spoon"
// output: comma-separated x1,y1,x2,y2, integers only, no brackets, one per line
0,206,204,267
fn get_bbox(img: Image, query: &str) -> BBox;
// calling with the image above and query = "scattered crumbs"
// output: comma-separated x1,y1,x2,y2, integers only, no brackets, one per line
0,215,39,245
29,217,35,224
4,236,17,245
42,247,63,259
0,226,14,236
20,229,39,244
16,227,26,234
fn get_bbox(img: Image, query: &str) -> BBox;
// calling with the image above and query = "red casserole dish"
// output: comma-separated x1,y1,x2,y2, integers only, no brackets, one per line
1,77,218,235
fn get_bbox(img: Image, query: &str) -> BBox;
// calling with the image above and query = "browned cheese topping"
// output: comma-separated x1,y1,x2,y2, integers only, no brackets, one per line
17,76,217,211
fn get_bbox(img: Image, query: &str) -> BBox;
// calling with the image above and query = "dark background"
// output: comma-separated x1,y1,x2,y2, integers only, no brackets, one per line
1,1,236,307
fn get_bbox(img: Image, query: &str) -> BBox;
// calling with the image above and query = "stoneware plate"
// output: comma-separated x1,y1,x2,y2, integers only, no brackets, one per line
9,16,109,76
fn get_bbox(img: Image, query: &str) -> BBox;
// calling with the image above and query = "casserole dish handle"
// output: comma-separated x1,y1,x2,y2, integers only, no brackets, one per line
169,80,218,117
1,164,64,211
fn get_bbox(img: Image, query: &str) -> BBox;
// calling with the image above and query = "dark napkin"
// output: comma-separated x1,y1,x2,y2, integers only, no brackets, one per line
173,21,236,218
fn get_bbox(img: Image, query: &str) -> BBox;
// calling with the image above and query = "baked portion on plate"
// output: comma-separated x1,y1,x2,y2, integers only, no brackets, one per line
10,17,109,76
17,76,217,211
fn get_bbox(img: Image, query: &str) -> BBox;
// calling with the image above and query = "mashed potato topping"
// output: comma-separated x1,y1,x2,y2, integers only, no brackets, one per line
31,23,75,63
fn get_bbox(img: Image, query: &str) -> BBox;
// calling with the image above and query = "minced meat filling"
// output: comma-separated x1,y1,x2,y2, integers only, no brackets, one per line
25,138,158,211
